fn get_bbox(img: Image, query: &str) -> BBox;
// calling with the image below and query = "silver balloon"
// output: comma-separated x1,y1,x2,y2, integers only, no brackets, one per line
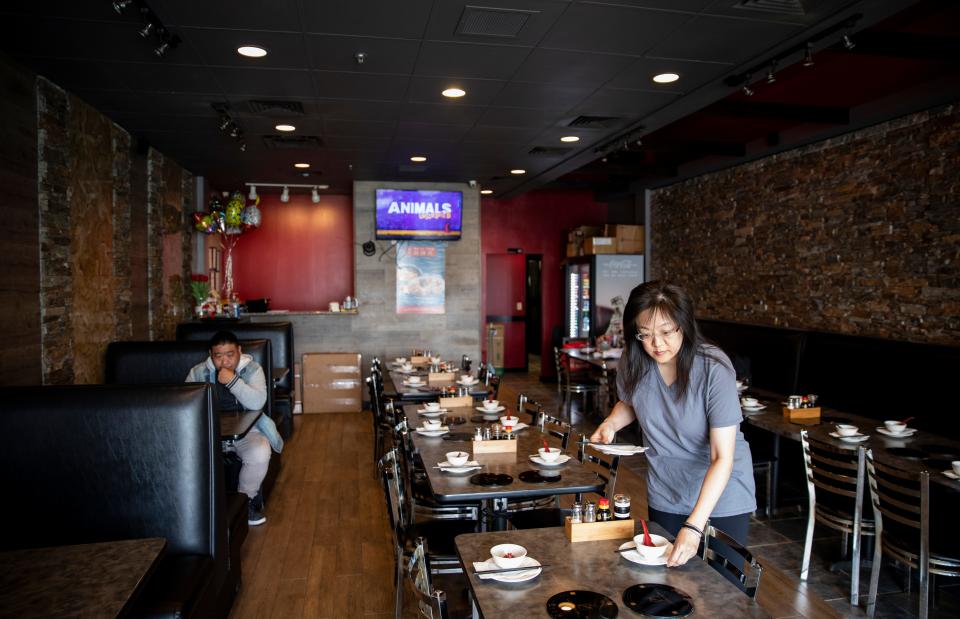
241,204,262,227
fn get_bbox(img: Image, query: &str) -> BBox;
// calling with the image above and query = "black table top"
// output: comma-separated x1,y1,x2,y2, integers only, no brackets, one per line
389,371,489,402
220,409,262,441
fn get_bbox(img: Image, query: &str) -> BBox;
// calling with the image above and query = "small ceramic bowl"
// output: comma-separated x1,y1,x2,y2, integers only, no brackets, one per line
446,451,469,466
741,397,759,407
538,447,561,462
490,544,527,569
633,534,669,559
424,419,442,430
883,420,907,433
424,402,441,412
835,424,859,437
483,399,500,410
951,460,960,476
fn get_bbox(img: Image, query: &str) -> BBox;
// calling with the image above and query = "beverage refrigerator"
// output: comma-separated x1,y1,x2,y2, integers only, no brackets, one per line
563,254,644,341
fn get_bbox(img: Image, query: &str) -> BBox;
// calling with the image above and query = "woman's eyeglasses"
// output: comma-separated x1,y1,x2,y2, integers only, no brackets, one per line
635,326,681,343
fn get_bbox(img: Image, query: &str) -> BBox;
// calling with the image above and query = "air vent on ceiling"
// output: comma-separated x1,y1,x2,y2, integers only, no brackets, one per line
455,5,537,38
567,115,622,129
261,135,322,149
732,0,806,16
247,100,306,116
528,146,573,157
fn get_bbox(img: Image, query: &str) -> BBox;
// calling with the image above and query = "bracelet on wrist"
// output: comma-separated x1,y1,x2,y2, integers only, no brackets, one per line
681,522,704,537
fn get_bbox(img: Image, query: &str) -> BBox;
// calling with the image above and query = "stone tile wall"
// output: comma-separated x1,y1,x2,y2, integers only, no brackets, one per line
650,104,959,345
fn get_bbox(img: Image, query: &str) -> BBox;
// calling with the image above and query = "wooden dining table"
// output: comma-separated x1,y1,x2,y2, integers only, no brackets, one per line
403,404,606,526
455,521,770,618
388,368,489,402
0,537,166,619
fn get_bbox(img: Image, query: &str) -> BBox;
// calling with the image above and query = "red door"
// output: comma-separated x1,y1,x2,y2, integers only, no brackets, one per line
485,254,527,370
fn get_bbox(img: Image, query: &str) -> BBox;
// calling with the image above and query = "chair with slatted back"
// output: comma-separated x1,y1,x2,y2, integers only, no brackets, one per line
701,524,764,598
576,439,623,502
438,395,471,409
378,449,476,619
404,537,450,619
554,347,599,414
865,450,960,619
799,430,875,605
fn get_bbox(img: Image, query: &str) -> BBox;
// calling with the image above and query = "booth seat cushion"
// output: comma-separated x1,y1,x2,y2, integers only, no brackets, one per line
698,319,805,395
132,555,215,619
177,321,293,393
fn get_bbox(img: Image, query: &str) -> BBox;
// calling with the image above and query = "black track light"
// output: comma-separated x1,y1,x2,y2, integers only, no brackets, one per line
766,61,777,84
139,22,154,38
802,43,814,67
112,0,132,14
842,34,855,50
219,117,231,131
229,125,240,138
742,75,754,96
154,42,170,57
239,142,247,152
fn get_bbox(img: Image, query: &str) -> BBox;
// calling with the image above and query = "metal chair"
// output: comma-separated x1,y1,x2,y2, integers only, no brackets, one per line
505,398,573,521
865,450,960,619
799,429,875,605
405,537,450,619
701,523,764,599
554,346,599,414
366,368,396,468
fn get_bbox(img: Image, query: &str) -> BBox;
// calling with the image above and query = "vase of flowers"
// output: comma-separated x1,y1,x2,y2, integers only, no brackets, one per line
190,274,210,318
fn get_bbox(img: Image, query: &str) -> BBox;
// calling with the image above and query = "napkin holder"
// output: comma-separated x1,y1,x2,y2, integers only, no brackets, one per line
428,371,456,384
472,438,518,455
783,406,820,421
564,517,634,542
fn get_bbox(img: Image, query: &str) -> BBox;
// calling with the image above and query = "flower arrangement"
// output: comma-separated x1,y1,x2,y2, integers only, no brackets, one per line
190,274,210,305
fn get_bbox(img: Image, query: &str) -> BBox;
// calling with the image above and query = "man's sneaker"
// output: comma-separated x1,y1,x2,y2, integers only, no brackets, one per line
248,502,266,526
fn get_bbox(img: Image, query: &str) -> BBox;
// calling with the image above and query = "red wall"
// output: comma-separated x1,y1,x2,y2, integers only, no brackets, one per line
233,193,354,311
481,189,608,378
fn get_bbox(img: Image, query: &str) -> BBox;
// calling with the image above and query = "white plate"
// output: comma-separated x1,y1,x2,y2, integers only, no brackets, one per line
741,404,767,411
593,445,647,456
418,409,449,416
875,427,917,438
438,461,482,473
618,541,673,566
528,454,572,467
416,427,449,437
457,379,479,386
403,380,425,387
829,432,869,443
943,470,960,480
473,557,542,582
476,406,506,414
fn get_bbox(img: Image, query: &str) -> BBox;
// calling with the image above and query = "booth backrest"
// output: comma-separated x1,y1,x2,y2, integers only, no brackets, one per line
797,331,960,435
104,339,274,416
697,319,805,395
0,384,224,558
177,322,293,392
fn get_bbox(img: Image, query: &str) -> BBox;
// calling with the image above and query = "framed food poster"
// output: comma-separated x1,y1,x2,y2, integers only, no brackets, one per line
396,241,445,314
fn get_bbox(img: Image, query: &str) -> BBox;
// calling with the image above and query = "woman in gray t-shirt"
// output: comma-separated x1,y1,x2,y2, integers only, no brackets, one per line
591,281,756,568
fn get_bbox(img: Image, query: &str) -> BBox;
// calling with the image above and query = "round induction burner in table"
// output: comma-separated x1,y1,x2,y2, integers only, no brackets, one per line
519,470,561,484
885,447,928,459
442,432,473,441
821,415,853,424
917,444,960,460
622,584,694,618
445,416,467,426
546,590,618,618
469,473,513,487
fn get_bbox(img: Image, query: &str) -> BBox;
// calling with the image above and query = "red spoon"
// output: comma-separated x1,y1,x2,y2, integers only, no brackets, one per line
640,518,653,547
900,416,915,425
543,438,550,451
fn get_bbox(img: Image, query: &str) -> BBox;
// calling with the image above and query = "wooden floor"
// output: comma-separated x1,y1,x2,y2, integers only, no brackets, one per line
229,363,843,619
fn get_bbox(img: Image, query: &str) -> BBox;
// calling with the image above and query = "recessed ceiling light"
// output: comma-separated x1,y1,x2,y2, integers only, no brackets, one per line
294,163,310,169
275,124,296,132
480,189,493,195
237,46,268,58
510,169,526,175
652,72,680,84
410,155,427,162
442,87,466,98
560,136,580,143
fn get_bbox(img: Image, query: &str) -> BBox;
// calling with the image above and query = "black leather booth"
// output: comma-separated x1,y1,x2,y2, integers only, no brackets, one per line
0,384,236,619
104,339,281,499
177,321,294,439
698,319,805,395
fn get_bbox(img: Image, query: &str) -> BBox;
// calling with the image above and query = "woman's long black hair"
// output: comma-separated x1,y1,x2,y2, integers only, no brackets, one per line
619,280,718,401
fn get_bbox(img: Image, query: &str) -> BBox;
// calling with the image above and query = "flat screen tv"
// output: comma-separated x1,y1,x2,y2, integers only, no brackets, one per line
375,188,462,240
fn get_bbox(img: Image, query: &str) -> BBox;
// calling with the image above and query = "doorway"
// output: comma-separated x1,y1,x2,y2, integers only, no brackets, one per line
524,255,543,366
484,253,542,371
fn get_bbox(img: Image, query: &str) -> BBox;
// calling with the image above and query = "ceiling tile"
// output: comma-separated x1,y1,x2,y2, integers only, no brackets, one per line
405,76,506,106
314,72,410,101
29,59,135,92
151,0,303,31
414,41,531,80
399,102,488,125
394,121,472,142
607,57,732,92
323,119,398,137
583,0,713,10
317,100,404,122
214,68,316,98
541,4,694,55
477,106,563,128
462,125,543,144
573,87,679,117
323,135,391,151
110,62,222,94
491,82,593,110
701,0,855,25
306,35,421,74
512,48,635,87
646,15,801,64
183,28,310,70
300,0,434,38
423,0,570,46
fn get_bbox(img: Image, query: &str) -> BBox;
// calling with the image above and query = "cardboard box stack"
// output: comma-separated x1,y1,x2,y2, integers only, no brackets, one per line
583,236,616,255
568,224,644,256
301,352,362,413
604,224,644,254
566,225,603,257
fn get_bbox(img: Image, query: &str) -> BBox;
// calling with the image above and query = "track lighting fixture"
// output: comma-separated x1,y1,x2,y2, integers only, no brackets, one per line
280,186,290,203
239,142,247,152
311,187,320,204
802,43,814,67
154,42,170,57
742,74,755,96
219,117,231,131
112,0,132,14
248,185,257,201
842,34,855,50
139,22,154,37
229,125,240,138
766,61,777,84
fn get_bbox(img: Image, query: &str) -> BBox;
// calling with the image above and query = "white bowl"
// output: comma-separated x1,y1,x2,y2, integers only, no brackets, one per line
483,399,500,410
538,447,561,462
424,402,441,412
407,376,422,384
424,419,442,430
884,420,907,433
835,425,859,437
402,363,414,371
460,375,476,383
633,533,670,559
490,544,527,569
430,356,442,364
952,461,960,476
741,397,759,407
446,451,469,466
500,415,519,427
395,357,407,364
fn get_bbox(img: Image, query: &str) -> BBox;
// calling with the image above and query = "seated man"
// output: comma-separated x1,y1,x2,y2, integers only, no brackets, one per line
186,330,283,525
